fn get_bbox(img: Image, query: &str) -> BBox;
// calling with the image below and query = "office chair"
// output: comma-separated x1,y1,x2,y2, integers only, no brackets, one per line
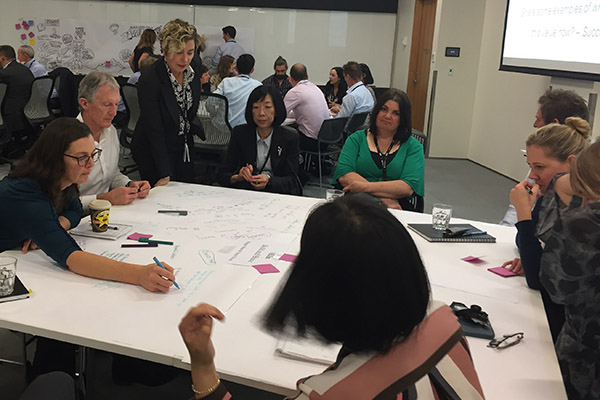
119,84,140,175
24,76,55,135
303,117,348,188
0,83,15,168
343,111,369,140
411,128,428,152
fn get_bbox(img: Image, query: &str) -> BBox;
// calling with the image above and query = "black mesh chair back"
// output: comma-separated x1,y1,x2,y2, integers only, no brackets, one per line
303,117,349,188
121,84,141,141
0,83,6,130
195,93,232,149
24,76,54,130
119,84,140,174
0,83,15,166
411,128,427,151
344,111,369,138
48,67,79,117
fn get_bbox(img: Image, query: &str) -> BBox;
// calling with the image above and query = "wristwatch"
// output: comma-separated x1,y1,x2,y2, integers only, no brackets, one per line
264,171,272,186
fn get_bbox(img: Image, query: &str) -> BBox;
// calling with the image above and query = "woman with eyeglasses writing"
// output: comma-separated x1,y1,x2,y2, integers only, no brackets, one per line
0,118,176,292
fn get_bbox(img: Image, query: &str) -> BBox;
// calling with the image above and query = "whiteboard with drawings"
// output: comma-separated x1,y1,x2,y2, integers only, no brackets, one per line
4,0,396,86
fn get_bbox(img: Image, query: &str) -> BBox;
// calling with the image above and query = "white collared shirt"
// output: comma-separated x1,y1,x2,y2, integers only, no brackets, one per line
77,113,130,212
256,130,273,174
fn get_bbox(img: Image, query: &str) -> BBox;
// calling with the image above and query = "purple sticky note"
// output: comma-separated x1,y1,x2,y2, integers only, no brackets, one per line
279,253,297,262
461,255,485,264
488,266,518,278
20,34,26,40
127,232,153,241
15,24,21,30
28,32,35,38
252,264,280,274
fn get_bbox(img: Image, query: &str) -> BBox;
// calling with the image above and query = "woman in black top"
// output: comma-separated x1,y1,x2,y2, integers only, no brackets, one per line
128,29,157,73
322,66,347,109
218,86,301,195
131,19,203,186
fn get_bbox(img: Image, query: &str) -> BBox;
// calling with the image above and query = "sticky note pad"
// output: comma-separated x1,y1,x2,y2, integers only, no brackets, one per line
21,34,26,40
488,267,518,278
252,264,279,274
461,255,485,264
279,253,297,262
127,232,153,241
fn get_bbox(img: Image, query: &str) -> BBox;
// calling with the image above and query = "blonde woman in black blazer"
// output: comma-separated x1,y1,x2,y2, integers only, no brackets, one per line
131,19,203,187
218,85,301,195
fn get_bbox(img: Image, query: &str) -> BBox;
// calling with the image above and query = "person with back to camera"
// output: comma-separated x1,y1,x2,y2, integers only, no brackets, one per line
178,195,485,399
209,55,235,92
332,89,424,211
218,85,301,195
540,140,600,400
330,61,374,118
322,66,347,109
360,63,377,103
503,118,590,342
131,18,204,187
128,28,157,73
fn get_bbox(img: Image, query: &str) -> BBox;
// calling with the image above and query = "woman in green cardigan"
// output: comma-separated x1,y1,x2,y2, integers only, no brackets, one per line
332,89,425,210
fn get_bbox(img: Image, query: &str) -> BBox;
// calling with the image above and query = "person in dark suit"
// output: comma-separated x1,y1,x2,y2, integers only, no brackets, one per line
218,85,301,195
130,19,203,187
0,45,34,133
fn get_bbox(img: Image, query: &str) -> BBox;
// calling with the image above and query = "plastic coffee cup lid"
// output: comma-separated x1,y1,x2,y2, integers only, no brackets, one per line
89,199,112,210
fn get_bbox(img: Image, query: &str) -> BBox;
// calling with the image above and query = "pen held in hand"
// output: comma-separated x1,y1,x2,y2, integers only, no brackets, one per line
152,256,180,289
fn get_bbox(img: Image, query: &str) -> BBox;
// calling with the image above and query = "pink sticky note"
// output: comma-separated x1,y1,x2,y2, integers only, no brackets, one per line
21,21,27,26
15,24,21,30
20,34,27,40
252,264,280,274
28,32,34,38
279,253,297,262
23,24,30,30
488,267,518,278
127,232,153,241
461,255,485,264
105,61,111,67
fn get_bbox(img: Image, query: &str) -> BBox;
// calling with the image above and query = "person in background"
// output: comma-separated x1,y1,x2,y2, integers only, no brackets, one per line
77,72,150,212
360,63,376,103
209,55,235,93
178,195,485,399
262,56,292,99
218,85,301,195
540,140,600,400
333,89,424,211
284,63,330,152
214,54,261,128
499,88,589,227
0,45,34,147
322,66,347,110
131,18,203,187
211,25,245,71
197,64,210,92
330,61,374,119
128,28,157,73
113,55,159,128
506,118,590,342
17,45,48,78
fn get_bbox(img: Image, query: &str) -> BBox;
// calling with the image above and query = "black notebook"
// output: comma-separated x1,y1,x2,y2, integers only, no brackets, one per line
0,276,30,304
407,224,496,243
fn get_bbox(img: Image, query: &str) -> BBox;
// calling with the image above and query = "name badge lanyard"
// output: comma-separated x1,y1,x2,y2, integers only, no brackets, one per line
374,136,395,181
178,86,191,162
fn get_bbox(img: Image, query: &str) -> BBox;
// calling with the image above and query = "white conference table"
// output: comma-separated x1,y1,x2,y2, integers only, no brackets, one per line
0,183,566,399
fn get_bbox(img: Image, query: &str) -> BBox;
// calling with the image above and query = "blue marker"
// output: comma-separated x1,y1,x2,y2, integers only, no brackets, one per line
152,256,180,289
464,230,487,237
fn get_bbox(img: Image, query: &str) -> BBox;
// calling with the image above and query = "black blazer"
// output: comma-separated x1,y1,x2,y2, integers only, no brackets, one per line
218,124,301,195
0,61,34,130
131,57,201,180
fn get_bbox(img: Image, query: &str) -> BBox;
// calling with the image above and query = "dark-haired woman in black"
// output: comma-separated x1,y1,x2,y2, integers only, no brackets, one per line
218,85,301,195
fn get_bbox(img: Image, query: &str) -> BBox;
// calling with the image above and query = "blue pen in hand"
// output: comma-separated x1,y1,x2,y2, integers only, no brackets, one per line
152,256,180,289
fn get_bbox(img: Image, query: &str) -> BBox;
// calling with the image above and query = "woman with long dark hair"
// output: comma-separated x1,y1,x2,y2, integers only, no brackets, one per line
322,66,347,109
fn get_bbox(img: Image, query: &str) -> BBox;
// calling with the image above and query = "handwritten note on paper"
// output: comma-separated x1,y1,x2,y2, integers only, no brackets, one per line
177,270,215,307
98,251,129,262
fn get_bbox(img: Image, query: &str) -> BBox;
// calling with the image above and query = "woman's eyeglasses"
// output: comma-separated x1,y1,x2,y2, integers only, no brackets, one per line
488,332,524,350
64,149,102,166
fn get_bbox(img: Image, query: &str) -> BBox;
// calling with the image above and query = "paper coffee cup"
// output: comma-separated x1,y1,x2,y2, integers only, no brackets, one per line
89,199,112,232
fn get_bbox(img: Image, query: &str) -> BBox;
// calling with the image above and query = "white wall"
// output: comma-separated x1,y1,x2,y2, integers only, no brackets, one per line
390,0,415,90
427,0,486,158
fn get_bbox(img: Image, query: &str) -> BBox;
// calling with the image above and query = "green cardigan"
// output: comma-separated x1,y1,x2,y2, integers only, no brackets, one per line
332,130,425,197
